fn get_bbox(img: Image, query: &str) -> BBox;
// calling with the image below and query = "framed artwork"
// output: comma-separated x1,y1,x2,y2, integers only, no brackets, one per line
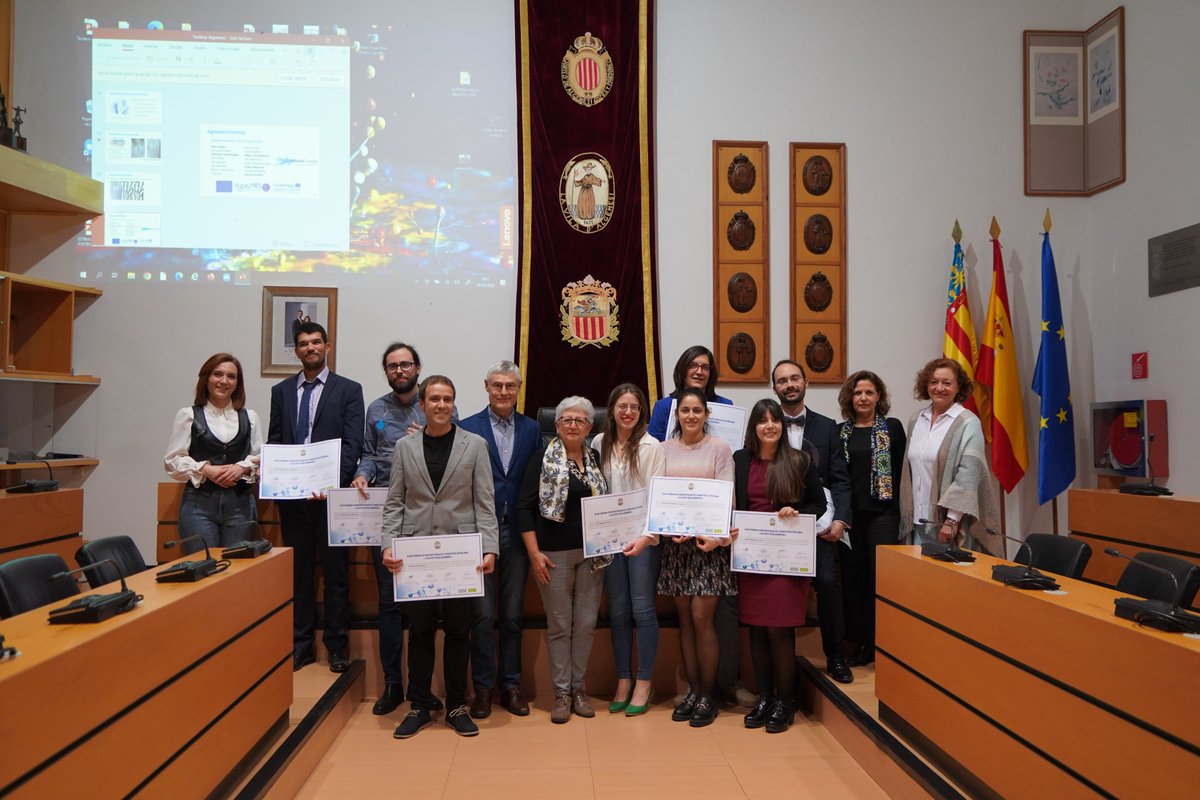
1087,26,1120,123
1028,46,1083,125
261,286,338,376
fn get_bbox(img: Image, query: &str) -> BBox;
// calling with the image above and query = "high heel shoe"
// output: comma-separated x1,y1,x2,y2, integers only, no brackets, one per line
608,687,634,713
625,687,654,717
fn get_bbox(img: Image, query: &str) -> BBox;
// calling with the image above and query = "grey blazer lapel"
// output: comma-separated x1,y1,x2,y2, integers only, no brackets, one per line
410,431,436,496
436,430,471,497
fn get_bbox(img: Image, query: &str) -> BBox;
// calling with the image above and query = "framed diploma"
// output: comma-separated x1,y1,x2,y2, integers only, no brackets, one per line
664,400,748,454
326,487,386,546
730,510,816,576
259,439,341,499
646,476,734,539
390,533,485,602
581,489,649,558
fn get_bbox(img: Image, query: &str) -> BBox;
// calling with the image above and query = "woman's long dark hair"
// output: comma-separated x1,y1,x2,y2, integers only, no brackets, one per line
744,398,810,507
671,386,709,439
669,345,719,400
599,383,650,484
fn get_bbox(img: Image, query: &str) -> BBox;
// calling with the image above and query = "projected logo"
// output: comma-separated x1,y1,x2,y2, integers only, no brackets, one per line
561,32,614,107
560,274,619,348
559,153,614,234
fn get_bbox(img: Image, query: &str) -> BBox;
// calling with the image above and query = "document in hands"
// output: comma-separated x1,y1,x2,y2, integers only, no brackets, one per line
581,489,649,557
664,400,747,454
645,476,734,538
326,488,386,546
391,533,485,602
259,439,341,499
730,510,816,576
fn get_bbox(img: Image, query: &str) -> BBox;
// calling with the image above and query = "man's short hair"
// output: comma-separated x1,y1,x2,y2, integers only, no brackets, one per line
484,360,522,383
293,321,328,347
419,375,456,400
381,342,421,370
771,358,806,382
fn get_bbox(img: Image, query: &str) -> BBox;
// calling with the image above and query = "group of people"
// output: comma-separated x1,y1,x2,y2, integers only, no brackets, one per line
165,324,1001,741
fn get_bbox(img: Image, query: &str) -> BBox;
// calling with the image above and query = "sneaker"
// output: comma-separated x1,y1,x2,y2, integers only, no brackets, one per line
671,691,699,722
571,689,596,718
744,695,773,729
689,696,718,728
393,708,432,739
764,699,795,734
446,705,480,737
551,693,572,724
733,681,758,708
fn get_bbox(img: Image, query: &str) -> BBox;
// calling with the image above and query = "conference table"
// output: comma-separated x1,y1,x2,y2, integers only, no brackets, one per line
0,547,292,798
875,545,1200,799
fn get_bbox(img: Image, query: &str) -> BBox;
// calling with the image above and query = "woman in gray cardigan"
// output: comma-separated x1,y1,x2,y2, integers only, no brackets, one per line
898,358,1002,556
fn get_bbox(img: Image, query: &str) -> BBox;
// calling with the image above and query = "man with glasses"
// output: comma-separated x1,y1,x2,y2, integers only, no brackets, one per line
352,342,457,715
459,361,541,718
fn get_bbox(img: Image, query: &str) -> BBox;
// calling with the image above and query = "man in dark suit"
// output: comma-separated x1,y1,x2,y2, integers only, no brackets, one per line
772,359,854,684
268,321,364,673
459,360,541,719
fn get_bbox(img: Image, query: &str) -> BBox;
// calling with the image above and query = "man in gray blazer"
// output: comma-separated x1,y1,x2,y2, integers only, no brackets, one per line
381,375,499,740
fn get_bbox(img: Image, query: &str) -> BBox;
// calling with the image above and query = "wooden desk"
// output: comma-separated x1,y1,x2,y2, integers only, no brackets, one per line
0,488,83,565
1069,487,1200,588
0,547,292,798
875,545,1200,800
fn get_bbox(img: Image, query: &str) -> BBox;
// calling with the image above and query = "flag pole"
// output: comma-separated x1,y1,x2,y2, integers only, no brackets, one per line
1044,208,1059,536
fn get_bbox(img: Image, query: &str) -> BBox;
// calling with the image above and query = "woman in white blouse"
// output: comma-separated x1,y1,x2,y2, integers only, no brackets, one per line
592,383,665,716
898,358,1001,555
164,353,262,548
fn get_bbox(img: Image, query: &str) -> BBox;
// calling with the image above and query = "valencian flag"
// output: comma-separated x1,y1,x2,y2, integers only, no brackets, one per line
1032,228,1075,504
977,229,1029,493
942,234,992,437
514,1,661,413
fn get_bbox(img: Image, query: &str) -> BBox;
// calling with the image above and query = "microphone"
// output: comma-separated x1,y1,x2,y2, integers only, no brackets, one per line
984,528,1061,590
222,521,272,559
1,634,19,661
4,458,59,494
1119,433,1173,496
157,535,220,583
1104,547,1199,633
985,527,1034,565
46,561,143,624
916,518,975,563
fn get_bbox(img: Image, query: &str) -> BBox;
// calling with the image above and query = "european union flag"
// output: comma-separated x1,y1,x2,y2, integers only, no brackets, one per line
1031,232,1075,503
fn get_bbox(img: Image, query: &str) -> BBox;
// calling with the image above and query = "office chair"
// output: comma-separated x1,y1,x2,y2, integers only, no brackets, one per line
1012,533,1092,579
536,406,606,448
1115,552,1200,609
0,554,81,618
75,536,150,589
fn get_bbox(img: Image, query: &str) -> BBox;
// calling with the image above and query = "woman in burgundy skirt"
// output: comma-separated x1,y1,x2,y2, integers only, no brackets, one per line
732,398,826,733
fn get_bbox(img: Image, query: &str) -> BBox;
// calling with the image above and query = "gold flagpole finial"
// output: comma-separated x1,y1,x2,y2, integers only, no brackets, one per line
1043,208,1053,233
989,216,1001,240
951,219,962,243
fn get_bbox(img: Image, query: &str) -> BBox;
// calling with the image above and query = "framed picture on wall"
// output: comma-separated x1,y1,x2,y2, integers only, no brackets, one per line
261,286,338,376
1027,45,1083,125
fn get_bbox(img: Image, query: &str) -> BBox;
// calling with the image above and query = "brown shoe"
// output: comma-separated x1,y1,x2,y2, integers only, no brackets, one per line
499,686,530,716
551,693,571,724
571,689,595,718
469,689,493,719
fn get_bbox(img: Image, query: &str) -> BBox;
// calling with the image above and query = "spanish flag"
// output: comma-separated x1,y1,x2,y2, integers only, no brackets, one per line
943,237,992,438
977,236,1029,492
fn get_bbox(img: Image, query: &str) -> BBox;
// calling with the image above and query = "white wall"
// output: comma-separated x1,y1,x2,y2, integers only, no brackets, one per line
13,0,1199,559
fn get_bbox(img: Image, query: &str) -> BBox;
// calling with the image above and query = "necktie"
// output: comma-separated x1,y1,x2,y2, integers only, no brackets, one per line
296,379,317,443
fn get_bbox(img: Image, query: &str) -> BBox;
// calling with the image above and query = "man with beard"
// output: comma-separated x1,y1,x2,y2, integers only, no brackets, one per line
352,342,456,715
771,359,855,684
269,322,364,674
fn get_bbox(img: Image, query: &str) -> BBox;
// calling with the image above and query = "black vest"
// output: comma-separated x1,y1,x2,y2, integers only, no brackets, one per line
189,406,251,492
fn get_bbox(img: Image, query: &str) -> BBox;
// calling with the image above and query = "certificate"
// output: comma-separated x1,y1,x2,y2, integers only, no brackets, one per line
326,488,386,546
259,439,341,499
391,533,485,602
645,476,734,539
730,511,817,576
664,400,748,454
581,489,649,557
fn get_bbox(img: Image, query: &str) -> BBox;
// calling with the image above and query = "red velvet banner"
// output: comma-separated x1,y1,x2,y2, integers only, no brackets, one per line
514,0,660,414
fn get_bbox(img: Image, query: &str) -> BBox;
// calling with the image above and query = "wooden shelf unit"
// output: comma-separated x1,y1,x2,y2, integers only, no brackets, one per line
0,270,102,375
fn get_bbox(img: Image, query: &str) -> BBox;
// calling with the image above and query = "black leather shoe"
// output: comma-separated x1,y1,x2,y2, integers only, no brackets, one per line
470,689,493,719
328,648,350,673
827,654,854,684
292,649,315,671
373,683,404,716
688,696,718,728
765,699,795,734
846,645,875,667
744,696,772,729
671,692,699,722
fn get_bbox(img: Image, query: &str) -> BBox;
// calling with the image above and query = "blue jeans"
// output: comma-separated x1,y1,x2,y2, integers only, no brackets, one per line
178,484,257,549
470,527,529,691
605,545,661,681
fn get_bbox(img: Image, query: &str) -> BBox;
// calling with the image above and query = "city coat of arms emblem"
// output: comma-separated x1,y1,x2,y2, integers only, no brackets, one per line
561,32,614,107
559,153,614,233
560,275,619,348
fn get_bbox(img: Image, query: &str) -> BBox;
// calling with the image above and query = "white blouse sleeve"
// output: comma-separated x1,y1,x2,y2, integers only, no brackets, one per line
164,407,207,487
236,409,263,481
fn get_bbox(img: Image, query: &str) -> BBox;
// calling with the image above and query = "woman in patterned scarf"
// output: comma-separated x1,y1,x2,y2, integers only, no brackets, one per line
517,396,608,724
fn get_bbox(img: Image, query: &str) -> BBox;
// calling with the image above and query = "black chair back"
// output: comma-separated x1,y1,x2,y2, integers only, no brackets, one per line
75,536,150,589
0,554,80,618
1013,533,1092,579
1115,551,1200,608
536,406,607,449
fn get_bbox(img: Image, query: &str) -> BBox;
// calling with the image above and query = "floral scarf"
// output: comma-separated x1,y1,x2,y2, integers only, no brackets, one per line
840,415,893,502
538,436,608,522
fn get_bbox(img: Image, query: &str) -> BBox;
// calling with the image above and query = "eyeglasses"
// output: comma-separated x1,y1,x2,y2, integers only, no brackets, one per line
488,381,519,393
385,361,417,373
558,417,590,427
687,361,712,373
615,403,640,413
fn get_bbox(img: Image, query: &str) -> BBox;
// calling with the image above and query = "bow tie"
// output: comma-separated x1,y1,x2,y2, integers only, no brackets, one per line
784,415,806,427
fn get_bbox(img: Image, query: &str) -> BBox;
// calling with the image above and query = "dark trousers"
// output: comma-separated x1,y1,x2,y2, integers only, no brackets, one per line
716,594,740,689
813,536,846,658
278,499,349,654
841,509,900,651
371,547,405,687
406,596,473,711
470,527,529,691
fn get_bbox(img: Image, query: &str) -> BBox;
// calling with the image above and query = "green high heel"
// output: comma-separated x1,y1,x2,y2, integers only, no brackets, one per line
624,687,654,717
609,687,634,713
